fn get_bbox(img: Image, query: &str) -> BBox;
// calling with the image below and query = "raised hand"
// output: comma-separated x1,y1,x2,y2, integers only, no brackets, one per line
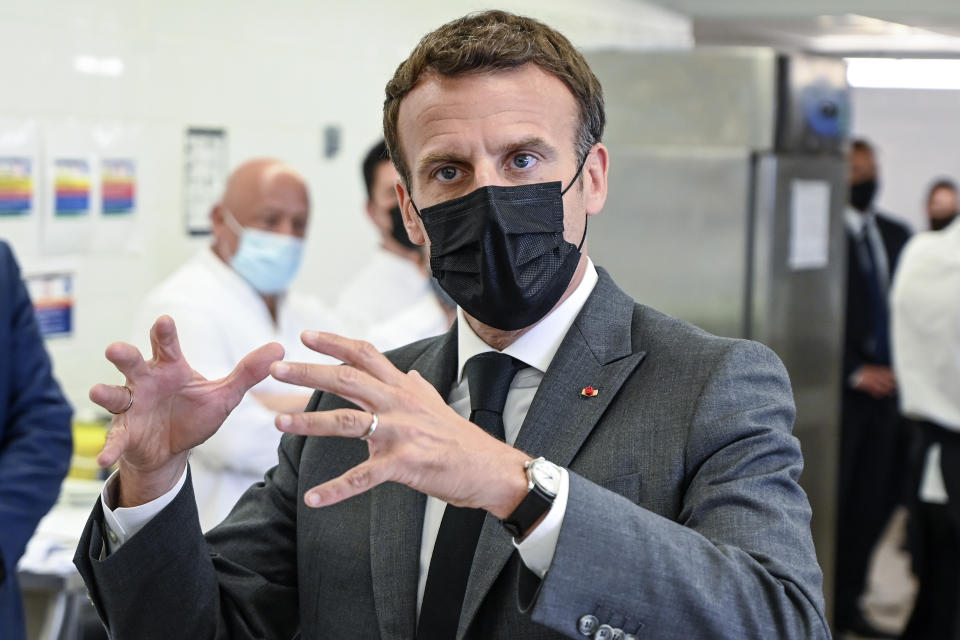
89,315,284,506
270,331,531,519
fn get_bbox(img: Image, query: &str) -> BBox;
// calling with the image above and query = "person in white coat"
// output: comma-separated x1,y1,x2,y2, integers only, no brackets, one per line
131,158,341,530
891,217,960,638
335,140,453,350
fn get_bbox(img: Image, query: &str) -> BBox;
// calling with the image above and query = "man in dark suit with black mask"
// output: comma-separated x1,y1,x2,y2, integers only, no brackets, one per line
73,12,830,640
835,138,912,635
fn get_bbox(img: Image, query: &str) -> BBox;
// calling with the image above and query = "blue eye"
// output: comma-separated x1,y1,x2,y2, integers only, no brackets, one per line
512,154,537,169
437,166,459,181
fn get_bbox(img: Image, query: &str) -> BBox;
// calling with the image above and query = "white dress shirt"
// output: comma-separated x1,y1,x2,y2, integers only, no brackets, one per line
845,207,891,291
102,258,599,613
890,220,960,503
129,247,342,530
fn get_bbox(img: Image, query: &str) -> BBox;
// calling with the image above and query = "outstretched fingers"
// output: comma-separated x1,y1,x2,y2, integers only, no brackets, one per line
271,360,390,411
300,331,404,384
90,383,134,415
149,315,184,363
105,342,148,380
220,342,286,407
303,459,388,508
276,408,378,439
97,419,130,468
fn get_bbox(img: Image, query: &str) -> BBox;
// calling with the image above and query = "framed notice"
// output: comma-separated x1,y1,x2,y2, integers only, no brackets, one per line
183,127,228,236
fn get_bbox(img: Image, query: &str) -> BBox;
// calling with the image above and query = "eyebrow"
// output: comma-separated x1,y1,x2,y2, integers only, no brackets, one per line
494,136,558,159
416,136,559,174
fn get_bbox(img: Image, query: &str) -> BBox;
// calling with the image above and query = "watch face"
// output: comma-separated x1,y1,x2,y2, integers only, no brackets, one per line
530,461,561,496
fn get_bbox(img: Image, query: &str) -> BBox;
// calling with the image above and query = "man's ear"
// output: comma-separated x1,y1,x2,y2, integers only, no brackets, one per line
210,204,228,240
209,204,234,258
395,180,427,245
584,143,609,217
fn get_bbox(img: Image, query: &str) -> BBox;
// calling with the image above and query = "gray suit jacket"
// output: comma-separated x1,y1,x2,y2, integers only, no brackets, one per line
74,268,829,639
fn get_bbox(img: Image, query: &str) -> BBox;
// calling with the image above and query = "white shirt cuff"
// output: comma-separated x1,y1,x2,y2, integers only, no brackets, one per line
514,467,569,579
100,464,190,555
848,367,864,389
919,444,949,504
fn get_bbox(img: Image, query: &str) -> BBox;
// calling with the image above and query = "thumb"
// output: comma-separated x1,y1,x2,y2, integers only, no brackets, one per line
98,422,130,468
220,342,286,407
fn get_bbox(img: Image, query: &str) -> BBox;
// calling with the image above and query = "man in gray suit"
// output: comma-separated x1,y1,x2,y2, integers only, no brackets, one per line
76,11,829,640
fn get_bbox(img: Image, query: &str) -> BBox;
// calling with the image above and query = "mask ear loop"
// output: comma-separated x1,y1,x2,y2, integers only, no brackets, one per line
221,207,246,236
561,152,591,251
408,192,422,218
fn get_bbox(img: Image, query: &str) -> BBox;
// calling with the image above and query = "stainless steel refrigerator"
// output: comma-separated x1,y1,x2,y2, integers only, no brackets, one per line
585,48,849,618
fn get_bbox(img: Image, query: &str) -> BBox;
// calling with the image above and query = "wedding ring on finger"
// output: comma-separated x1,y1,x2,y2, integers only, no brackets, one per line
360,412,378,440
108,385,135,415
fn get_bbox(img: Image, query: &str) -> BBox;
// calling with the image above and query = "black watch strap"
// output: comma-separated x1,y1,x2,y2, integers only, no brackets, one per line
502,482,554,540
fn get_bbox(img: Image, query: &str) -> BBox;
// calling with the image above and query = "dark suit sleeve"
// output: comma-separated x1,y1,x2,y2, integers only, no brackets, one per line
522,341,829,639
73,433,307,640
0,243,73,576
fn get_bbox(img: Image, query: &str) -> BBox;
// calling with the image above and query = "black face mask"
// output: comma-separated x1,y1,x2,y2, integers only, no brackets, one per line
849,178,878,212
930,213,958,232
388,205,419,250
412,163,586,331
428,269,458,311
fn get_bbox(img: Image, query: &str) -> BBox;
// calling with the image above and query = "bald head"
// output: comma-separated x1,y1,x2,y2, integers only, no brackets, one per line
212,158,310,262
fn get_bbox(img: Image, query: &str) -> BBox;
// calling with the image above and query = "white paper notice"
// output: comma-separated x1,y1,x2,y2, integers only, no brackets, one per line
788,179,831,271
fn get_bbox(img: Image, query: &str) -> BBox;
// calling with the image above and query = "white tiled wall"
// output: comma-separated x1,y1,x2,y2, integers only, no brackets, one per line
851,87,960,233
0,0,691,413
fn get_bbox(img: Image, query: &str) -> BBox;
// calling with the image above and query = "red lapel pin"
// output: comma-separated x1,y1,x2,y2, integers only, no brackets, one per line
581,386,599,398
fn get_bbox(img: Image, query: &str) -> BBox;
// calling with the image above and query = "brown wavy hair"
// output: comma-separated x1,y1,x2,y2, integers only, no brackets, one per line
383,10,605,188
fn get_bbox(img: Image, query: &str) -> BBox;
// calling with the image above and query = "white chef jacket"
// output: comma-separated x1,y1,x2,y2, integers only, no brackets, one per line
366,291,452,353
335,247,433,334
102,258,600,608
891,219,960,503
130,247,343,530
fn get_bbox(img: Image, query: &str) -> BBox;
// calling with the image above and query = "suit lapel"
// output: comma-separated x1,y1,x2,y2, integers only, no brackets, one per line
370,327,459,640
458,270,647,638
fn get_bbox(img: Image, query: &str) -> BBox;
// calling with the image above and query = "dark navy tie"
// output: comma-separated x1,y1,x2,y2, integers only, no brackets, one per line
417,352,526,639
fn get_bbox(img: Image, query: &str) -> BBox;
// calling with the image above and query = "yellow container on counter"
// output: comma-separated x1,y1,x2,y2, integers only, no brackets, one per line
70,419,108,480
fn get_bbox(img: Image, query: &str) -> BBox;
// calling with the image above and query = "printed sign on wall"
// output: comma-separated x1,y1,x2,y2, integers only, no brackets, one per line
0,157,33,216
101,158,136,215
53,158,92,217
25,272,74,337
184,127,228,235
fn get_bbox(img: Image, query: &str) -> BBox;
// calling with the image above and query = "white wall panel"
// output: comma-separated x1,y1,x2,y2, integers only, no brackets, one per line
851,87,960,232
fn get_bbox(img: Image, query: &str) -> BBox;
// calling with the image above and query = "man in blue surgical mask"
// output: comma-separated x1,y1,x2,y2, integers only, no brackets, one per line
129,158,342,530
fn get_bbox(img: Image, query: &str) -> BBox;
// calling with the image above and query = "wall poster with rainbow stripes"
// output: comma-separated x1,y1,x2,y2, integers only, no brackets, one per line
53,158,91,217
101,158,136,215
0,157,33,216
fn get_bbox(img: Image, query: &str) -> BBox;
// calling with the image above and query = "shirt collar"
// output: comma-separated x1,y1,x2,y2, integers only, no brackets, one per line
844,206,876,235
456,258,599,382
